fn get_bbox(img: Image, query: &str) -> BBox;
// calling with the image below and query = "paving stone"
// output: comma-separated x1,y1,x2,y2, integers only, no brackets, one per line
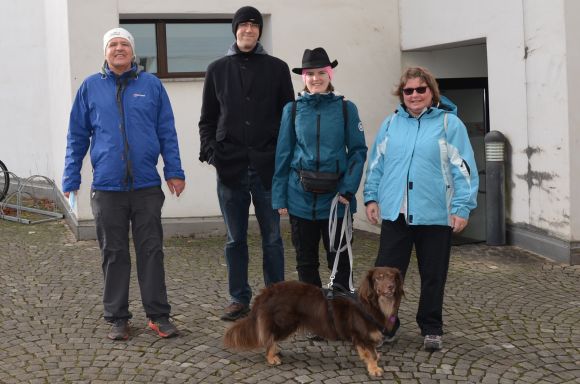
0,220,579,383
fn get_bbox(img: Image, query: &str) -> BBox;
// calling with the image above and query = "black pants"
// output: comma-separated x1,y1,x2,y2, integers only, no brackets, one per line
91,186,170,321
375,214,452,336
289,215,352,289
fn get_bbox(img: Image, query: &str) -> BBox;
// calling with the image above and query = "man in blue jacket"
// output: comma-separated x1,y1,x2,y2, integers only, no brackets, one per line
63,27,186,341
198,6,294,321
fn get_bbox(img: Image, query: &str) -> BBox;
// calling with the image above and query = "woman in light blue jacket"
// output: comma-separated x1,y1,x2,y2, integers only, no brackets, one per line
272,48,367,293
364,67,478,351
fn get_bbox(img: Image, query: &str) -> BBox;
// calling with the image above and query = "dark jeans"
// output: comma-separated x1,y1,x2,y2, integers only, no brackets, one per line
289,214,352,289
90,186,170,321
375,214,452,336
217,167,284,306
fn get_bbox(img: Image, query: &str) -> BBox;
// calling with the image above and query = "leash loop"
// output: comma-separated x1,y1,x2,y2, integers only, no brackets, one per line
327,193,354,293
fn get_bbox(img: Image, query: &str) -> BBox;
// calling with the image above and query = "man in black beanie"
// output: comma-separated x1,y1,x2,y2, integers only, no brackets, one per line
198,6,294,321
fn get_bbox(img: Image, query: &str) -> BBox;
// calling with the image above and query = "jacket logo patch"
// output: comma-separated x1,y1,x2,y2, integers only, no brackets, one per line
358,121,364,131
133,93,146,97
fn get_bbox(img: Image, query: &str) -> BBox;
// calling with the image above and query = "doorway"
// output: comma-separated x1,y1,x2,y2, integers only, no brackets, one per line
438,78,489,244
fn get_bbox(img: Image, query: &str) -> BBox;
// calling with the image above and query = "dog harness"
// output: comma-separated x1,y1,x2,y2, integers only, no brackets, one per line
322,286,399,338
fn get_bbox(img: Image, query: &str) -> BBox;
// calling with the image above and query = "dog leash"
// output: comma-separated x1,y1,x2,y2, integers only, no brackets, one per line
327,193,354,293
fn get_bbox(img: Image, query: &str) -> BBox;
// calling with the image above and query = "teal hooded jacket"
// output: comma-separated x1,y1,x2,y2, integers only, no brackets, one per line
363,96,478,225
272,92,367,220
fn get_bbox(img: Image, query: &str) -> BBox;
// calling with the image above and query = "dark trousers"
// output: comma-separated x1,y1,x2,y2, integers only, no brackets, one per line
216,167,284,306
375,214,452,336
289,215,352,289
91,186,170,321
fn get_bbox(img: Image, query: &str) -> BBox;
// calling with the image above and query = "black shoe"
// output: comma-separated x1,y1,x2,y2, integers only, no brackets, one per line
305,332,325,341
107,319,129,340
148,316,179,338
220,302,250,321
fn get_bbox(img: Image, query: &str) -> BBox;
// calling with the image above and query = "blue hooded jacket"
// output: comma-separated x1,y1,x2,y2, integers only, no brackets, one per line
272,92,367,220
63,63,184,192
364,96,478,225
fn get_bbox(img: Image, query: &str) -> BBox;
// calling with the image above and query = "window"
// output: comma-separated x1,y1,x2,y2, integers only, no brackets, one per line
121,19,232,78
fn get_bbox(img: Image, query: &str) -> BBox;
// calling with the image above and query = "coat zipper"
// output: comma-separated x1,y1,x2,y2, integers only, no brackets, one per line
116,77,133,190
406,117,422,224
312,113,322,219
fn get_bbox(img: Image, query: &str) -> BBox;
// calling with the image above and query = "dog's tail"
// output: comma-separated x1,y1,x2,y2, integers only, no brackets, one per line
223,314,262,350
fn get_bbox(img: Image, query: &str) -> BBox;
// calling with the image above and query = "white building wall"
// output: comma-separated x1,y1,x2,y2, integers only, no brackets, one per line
43,0,401,230
0,0,52,178
3,0,576,261
564,0,580,245
523,0,570,236
400,0,575,246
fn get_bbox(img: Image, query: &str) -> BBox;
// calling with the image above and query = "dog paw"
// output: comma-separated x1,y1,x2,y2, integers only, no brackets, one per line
368,366,383,377
266,355,282,365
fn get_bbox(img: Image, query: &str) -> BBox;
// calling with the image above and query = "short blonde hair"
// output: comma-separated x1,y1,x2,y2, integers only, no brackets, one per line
393,66,440,105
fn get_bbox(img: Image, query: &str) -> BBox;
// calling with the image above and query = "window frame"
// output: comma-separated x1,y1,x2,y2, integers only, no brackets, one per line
120,18,232,79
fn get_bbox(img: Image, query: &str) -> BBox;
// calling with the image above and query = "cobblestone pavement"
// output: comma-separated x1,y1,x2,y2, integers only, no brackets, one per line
1,219,579,384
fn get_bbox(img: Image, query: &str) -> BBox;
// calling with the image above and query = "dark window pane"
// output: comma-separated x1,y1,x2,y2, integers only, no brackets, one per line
121,23,157,73
166,23,231,73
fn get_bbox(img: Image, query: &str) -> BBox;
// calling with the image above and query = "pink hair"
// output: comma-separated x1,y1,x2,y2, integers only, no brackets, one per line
302,66,333,83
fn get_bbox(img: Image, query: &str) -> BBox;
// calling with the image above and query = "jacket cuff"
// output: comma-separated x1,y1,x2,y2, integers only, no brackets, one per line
451,207,470,219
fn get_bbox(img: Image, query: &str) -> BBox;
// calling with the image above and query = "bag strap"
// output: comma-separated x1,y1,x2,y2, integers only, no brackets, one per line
342,98,348,133
327,193,354,293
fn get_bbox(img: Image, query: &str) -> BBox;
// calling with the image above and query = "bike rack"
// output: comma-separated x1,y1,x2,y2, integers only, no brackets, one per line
0,173,64,224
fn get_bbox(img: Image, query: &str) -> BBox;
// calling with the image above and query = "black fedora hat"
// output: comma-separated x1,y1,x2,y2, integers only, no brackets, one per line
292,47,338,74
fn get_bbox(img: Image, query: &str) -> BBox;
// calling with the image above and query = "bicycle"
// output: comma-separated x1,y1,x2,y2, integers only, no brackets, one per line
0,160,9,202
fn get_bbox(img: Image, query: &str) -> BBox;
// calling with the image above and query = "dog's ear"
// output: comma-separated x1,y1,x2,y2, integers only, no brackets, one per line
394,268,405,299
358,268,377,304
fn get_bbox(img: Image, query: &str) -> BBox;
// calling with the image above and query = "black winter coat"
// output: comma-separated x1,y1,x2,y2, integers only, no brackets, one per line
198,44,294,188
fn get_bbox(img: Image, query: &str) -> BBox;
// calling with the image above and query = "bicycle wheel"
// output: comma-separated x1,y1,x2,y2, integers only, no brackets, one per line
0,160,9,202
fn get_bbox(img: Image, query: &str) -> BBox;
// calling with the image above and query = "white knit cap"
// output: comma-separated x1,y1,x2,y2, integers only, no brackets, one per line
103,27,135,55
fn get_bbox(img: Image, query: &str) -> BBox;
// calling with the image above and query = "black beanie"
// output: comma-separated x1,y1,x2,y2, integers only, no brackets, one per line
232,6,263,39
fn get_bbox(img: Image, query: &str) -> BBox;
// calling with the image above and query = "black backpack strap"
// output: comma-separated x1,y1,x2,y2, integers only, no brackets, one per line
342,99,348,133
292,100,297,128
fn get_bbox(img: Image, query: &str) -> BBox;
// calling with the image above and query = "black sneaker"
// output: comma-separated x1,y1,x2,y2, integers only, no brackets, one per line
305,332,325,341
220,302,250,321
148,317,178,338
107,319,129,340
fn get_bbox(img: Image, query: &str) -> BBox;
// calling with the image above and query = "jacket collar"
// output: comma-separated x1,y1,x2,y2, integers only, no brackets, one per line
226,42,267,57
100,62,141,79
397,95,458,119
298,91,343,107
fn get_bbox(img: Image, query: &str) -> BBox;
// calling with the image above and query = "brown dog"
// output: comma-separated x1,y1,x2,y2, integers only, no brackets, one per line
223,267,404,377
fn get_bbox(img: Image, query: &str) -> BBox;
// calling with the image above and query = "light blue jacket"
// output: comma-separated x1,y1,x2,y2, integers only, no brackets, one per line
363,97,478,225
272,92,367,220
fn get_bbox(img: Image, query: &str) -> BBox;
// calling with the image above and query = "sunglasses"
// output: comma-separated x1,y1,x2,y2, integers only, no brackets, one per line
402,86,428,95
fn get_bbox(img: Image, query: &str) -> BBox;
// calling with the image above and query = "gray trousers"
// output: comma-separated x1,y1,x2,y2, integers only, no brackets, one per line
90,186,170,321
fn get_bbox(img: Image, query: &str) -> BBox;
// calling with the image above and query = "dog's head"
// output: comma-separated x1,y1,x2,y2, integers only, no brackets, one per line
358,267,404,305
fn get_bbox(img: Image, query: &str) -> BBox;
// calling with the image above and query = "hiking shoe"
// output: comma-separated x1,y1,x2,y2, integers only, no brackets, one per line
220,302,250,321
424,335,443,351
305,332,324,341
107,319,129,341
148,317,178,338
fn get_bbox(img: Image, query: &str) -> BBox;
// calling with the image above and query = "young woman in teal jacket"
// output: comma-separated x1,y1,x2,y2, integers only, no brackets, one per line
364,67,479,351
272,48,367,291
